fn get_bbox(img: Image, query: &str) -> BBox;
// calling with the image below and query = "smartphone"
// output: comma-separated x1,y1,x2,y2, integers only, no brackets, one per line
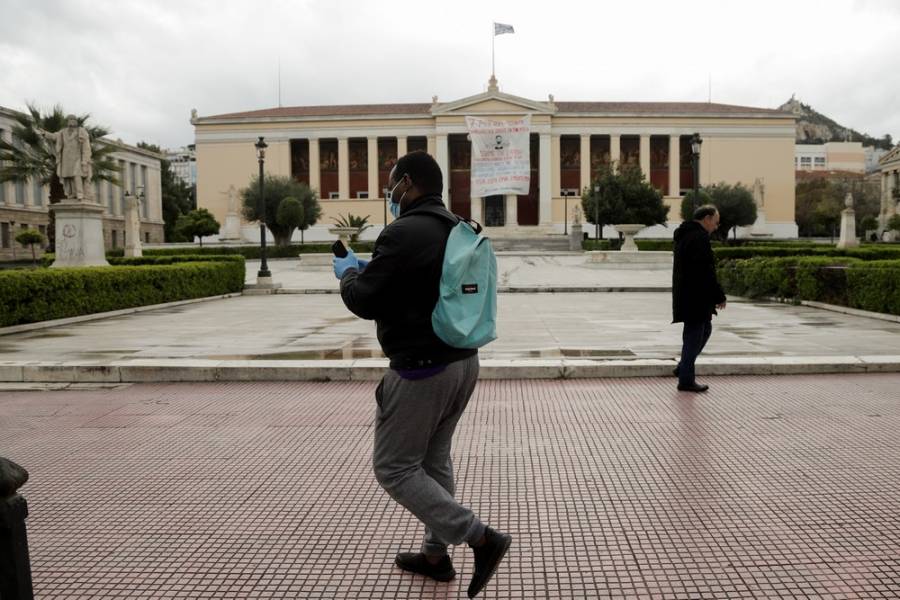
331,240,348,258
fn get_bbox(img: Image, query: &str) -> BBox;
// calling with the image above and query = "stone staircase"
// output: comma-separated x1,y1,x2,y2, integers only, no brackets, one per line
488,236,574,252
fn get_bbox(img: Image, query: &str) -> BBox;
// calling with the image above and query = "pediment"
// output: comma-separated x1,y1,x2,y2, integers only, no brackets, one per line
432,90,556,116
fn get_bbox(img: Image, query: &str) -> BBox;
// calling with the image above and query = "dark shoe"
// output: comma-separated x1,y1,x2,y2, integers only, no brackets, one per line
468,527,512,598
672,366,680,377
677,382,709,393
394,552,456,582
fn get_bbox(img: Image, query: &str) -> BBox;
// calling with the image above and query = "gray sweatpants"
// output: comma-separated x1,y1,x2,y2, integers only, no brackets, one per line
373,354,485,556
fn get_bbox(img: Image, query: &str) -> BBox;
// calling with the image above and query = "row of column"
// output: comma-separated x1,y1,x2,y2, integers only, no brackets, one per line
882,168,900,222
573,134,682,197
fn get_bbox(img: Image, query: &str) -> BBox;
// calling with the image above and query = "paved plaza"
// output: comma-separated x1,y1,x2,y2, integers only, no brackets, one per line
2,375,899,598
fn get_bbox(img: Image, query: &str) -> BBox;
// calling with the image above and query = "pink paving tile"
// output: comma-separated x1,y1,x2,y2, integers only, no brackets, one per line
1,374,899,598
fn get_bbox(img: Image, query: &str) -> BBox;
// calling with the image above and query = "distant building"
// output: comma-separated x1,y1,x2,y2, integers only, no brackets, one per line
165,144,197,187
1,105,165,260
865,146,889,174
795,141,866,174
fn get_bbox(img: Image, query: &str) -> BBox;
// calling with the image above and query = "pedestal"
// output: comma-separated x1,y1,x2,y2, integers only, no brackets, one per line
837,208,859,249
220,212,243,241
50,201,109,268
569,224,583,251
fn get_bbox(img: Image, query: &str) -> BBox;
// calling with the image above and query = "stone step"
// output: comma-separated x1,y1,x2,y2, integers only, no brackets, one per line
489,237,572,251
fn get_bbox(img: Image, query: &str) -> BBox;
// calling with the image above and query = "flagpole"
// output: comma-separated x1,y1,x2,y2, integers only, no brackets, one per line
491,23,495,78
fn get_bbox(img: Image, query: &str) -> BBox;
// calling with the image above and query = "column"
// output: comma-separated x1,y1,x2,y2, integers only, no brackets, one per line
338,137,349,199
539,133,552,226
610,134,621,170
505,194,518,227
551,134,561,200
668,135,680,197
397,136,408,158
308,138,321,193
639,134,651,180
435,134,449,202
24,177,34,207
580,134,591,191
367,136,379,198
427,135,436,156
470,196,482,223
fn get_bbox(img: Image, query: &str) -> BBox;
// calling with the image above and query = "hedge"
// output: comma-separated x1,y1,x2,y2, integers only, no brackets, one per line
717,256,900,316
106,243,376,259
0,257,245,327
714,246,900,261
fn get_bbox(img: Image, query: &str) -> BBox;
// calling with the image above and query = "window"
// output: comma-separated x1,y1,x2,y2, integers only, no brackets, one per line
800,157,812,168
328,192,340,199
144,232,150,243
34,179,44,206
107,180,115,213
141,166,149,218
129,163,137,194
814,157,826,168
111,230,117,248
1,223,9,248
38,225,46,238
356,191,369,199
15,181,25,205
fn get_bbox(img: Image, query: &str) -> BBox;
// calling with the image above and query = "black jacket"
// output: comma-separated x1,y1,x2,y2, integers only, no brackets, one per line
339,194,477,369
672,220,726,323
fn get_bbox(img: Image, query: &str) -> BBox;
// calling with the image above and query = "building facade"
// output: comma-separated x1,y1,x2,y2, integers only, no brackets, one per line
795,141,867,174
193,79,798,241
879,145,900,238
1,106,165,261
165,145,197,188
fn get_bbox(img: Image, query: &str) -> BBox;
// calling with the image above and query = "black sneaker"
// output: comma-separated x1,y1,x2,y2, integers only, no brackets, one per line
677,382,709,393
467,527,512,598
394,552,456,582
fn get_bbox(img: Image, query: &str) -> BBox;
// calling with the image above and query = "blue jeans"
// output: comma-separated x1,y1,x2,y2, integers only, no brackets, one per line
678,319,712,386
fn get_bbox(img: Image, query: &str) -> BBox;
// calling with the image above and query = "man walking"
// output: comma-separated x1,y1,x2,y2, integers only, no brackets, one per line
672,204,727,392
333,151,511,597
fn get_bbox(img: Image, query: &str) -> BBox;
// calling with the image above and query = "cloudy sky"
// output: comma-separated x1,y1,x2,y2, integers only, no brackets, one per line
2,0,898,149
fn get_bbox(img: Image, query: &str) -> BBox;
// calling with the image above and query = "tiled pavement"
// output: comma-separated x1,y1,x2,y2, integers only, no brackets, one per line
2,374,899,598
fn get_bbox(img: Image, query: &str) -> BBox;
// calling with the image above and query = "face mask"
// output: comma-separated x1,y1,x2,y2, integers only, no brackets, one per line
387,178,406,219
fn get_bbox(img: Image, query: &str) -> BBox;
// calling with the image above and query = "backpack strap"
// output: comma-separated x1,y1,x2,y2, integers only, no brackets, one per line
408,205,484,234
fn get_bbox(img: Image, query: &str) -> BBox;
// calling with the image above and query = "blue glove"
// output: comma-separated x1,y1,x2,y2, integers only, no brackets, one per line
333,249,359,279
357,258,369,271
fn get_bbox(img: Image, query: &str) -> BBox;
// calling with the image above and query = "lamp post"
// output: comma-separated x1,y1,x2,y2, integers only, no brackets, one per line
690,132,702,211
593,184,601,240
564,190,569,235
255,137,271,280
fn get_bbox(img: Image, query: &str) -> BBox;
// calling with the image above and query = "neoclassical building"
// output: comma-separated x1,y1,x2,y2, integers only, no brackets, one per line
879,145,900,238
193,78,797,240
0,106,165,260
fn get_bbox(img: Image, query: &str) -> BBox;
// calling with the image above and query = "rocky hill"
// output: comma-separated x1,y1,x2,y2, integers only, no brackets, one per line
778,96,893,150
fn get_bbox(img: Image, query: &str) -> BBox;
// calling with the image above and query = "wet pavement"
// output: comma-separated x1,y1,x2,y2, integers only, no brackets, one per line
3,375,899,598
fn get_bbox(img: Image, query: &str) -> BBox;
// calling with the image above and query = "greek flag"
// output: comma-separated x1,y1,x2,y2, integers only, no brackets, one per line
494,22,515,35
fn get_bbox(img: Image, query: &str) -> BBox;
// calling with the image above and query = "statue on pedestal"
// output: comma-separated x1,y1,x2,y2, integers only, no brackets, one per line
124,191,143,257
837,192,859,249
52,115,93,202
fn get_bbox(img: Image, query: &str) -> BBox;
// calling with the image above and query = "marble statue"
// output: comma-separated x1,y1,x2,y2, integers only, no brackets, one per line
53,115,92,201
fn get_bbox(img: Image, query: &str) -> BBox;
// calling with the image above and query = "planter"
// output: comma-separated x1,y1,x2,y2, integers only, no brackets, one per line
327,226,359,247
612,223,647,252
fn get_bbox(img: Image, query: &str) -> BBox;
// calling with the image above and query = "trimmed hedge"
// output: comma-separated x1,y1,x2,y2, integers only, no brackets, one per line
1,257,245,327
107,243,376,259
718,256,900,316
714,246,900,261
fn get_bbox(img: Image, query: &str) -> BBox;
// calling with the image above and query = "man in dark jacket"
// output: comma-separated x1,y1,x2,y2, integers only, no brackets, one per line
333,151,510,598
672,204,727,392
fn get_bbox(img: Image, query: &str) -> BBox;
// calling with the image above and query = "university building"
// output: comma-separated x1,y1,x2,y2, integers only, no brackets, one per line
0,106,165,261
193,78,798,240
880,145,900,237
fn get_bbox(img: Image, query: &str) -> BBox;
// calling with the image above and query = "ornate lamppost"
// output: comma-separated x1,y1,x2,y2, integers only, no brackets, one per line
255,137,271,281
691,133,702,211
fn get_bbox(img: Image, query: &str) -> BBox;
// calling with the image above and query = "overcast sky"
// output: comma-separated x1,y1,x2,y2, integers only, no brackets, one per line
2,0,898,150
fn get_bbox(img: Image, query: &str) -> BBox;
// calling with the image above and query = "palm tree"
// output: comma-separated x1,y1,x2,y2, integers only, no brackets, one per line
0,103,121,249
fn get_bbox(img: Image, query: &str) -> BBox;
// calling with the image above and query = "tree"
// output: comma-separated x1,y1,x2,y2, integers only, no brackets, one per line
331,213,373,242
888,214,900,234
276,197,304,243
581,164,668,231
796,179,843,237
137,142,193,241
242,175,321,245
860,215,878,232
0,103,120,251
679,190,714,221
705,183,757,240
175,208,220,247
14,228,45,266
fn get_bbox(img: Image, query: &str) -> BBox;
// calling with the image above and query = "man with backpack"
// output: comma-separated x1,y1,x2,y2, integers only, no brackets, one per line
333,150,510,598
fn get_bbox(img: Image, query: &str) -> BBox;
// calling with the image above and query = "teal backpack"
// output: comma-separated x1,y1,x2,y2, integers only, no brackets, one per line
427,212,498,349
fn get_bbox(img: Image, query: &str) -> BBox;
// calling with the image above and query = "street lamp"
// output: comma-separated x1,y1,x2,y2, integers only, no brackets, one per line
255,136,271,280
690,133,702,211
593,184,601,240
563,190,569,235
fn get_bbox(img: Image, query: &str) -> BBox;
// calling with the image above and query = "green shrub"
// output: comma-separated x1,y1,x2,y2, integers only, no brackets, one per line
847,261,900,315
714,245,900,261
0,258,245,327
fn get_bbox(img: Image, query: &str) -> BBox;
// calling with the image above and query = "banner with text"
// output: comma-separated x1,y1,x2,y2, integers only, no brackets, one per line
465,115,531,197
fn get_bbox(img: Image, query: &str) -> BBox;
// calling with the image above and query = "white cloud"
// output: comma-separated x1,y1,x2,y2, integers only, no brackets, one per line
1,0,897,148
